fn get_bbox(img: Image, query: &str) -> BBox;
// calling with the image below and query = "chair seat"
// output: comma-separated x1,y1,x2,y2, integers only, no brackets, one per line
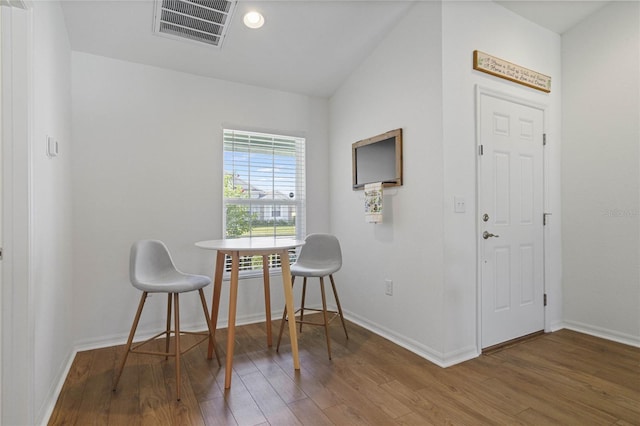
290,262,340,277
132,270,211,293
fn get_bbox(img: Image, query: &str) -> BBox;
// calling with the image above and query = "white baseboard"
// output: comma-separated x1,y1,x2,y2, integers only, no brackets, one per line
548,319,565,332
558,320,640,348
73,310,280,353
37,347,78,426
344,310,479,368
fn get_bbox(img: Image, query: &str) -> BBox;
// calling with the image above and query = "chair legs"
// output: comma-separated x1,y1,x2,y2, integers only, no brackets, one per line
299,277,307,333
318,276,332,359
174,293,182,400
198,288,221,366
113,291,148,394
329,274,348,339
113,289,221,401
276,274,348,360
165,294,172,360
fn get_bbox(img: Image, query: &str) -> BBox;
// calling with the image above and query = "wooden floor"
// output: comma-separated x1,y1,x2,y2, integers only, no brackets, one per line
49,316,640,425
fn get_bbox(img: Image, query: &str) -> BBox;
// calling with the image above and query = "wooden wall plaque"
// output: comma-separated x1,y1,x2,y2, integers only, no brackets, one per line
473,50,551,93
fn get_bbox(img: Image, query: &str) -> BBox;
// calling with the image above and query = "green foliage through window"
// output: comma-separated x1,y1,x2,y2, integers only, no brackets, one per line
224,174,256,238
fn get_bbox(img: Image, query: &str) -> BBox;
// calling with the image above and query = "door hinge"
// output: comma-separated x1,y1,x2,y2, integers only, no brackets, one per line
543,212,552,226
543,133,547,146
544,293,548,306
0,247,3,260
479,145,484,155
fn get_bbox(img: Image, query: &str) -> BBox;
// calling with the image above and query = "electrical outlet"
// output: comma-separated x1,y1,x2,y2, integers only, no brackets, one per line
385,279,393,296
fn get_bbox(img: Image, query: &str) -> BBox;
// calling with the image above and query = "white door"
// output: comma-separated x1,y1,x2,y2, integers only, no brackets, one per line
478,90,545,349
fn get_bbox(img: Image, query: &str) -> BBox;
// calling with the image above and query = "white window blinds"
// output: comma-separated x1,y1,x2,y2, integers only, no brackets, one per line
223,129,306,273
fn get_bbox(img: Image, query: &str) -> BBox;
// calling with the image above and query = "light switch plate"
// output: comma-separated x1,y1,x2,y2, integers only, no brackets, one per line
46,136,58,158
454,196,466,213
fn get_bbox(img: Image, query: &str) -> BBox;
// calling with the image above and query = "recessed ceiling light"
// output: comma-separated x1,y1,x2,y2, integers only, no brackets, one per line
243,11,264,29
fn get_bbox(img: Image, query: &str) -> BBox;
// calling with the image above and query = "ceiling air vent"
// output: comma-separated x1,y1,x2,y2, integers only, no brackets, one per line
153,0,237,48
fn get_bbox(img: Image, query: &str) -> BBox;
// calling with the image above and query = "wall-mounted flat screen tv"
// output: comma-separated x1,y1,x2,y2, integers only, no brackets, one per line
352,128,403,190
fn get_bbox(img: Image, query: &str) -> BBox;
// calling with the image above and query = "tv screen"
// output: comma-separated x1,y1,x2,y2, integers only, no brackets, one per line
352,129,402,189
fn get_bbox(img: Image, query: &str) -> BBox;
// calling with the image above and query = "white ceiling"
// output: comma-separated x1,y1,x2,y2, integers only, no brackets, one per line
60,0,610,98
496,0,610,34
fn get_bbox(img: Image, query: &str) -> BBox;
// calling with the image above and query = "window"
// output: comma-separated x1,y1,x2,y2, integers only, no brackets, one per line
223,129,306,274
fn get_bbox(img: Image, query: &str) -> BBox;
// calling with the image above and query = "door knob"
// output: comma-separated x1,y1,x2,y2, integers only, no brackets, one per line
483,231,499,239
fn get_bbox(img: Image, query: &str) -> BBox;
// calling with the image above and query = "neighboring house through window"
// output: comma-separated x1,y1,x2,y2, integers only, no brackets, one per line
223,129,306,274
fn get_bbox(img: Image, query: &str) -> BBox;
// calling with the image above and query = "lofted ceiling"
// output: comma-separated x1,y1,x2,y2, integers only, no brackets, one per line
495,0,610,34
60,0,610,98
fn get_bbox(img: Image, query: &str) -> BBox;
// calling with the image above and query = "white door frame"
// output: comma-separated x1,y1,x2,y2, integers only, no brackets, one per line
1,2,34,424
475,85,548,351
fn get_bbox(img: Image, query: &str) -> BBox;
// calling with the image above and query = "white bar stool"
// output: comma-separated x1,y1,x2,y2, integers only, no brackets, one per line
277,233,348,359
113,240,221,401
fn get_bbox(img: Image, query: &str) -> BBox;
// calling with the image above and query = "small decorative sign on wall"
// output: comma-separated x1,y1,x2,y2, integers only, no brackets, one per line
473,50,551,93
364,182,383,223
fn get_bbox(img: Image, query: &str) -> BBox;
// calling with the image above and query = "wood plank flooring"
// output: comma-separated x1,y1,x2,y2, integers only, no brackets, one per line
49,316,640,425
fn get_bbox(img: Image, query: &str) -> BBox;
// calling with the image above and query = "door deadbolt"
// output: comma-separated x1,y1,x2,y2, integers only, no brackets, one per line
482,214,489,222
483,231,499,239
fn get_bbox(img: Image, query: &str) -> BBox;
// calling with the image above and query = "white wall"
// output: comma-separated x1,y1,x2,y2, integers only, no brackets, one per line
330,1,563,365
562,1,640,345
0,5,33,425
71,52,329,347
330,1,447,363
1,1,75,424
441,1,563,354
32,1,74,423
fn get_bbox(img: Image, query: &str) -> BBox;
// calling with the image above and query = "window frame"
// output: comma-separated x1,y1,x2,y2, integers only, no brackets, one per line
222,128,306,279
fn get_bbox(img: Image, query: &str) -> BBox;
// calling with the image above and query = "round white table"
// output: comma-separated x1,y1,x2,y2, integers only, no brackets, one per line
195,237,305,389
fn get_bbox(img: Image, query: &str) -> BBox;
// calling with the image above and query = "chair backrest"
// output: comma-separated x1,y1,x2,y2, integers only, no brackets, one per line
130,240,178,287
296,233,342,272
